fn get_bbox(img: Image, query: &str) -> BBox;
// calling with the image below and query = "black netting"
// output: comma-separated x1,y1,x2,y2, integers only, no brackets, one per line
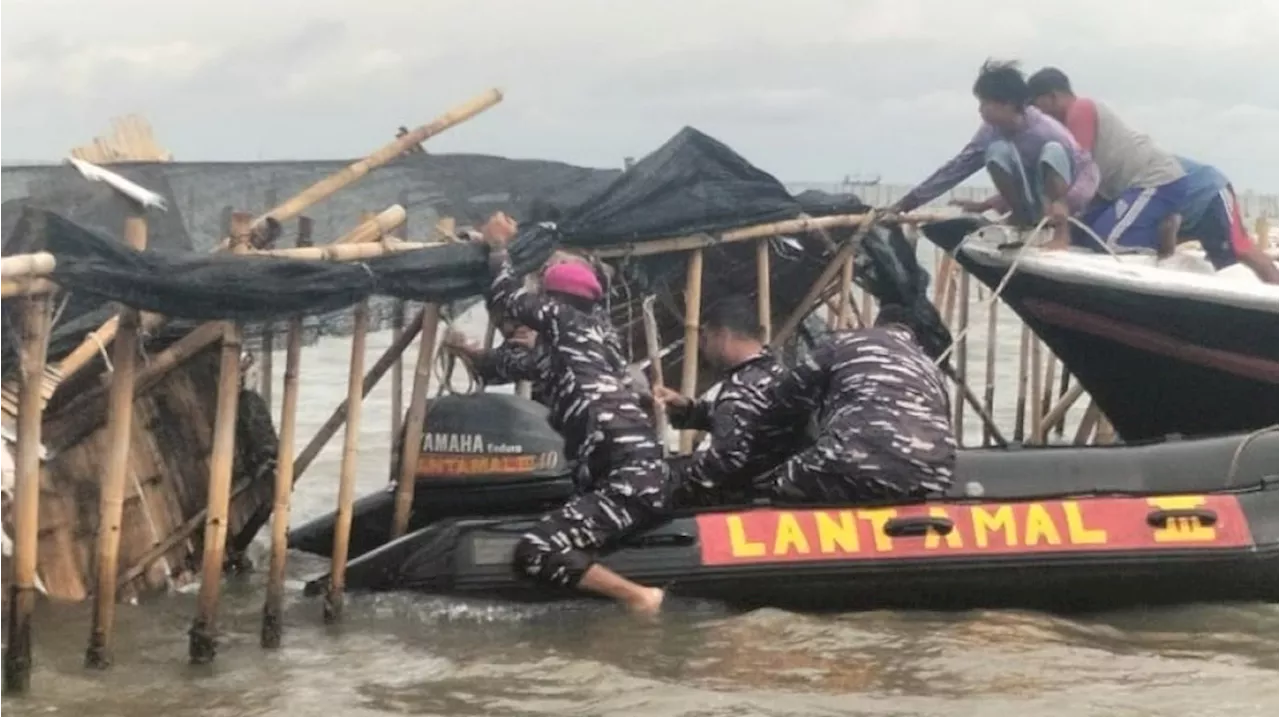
556,126,805,246
25,207,554,322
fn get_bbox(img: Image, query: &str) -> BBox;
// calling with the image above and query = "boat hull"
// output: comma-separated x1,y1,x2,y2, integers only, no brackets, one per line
920,218,1280,441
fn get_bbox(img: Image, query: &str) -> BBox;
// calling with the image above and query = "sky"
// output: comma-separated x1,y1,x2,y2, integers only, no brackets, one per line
2,0,1278,190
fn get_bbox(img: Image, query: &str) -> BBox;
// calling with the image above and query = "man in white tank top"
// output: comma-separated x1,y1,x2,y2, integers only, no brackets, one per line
1028,67,1190,258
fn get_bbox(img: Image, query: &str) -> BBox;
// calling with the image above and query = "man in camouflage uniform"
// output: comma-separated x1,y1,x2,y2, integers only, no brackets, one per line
754,304,957,504
656,296,809,505
478,213,668,617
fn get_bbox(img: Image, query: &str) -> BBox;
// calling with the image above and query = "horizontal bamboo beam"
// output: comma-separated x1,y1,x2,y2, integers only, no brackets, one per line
0,277,59,299
588,210,953,259
0,252,56,279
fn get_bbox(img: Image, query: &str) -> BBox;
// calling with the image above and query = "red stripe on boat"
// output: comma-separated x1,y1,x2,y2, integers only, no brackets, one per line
1022,298,1279,384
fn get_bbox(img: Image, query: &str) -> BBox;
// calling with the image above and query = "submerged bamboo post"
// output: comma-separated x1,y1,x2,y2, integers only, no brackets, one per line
1013,325,1031,443
756,238,772,342
679,249,704,454
325,295,370,623
188,215,250,666
1028,336,1044,444
260,315,302,648
84,202,148,669
391,304,442,538
2,295,53,694
952,270,970,444
982,299,998,447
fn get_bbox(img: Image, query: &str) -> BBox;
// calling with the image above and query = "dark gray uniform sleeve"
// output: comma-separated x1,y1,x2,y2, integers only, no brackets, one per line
472,342,543,385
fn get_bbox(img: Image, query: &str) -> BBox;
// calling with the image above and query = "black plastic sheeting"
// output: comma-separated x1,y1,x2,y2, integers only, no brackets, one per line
26,207,555,322
853,224,954,371
557,126,811,246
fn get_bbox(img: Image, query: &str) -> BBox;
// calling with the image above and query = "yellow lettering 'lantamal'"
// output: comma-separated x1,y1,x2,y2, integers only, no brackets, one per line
727,516,766,557
972,505,1017,548
773,513,812,555
856,509,897,552
1023,503,1063,546
815,511,859,553
1062,501,1108,544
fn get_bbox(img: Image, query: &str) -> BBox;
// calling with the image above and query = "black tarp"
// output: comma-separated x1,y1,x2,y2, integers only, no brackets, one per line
16,207,556,323
557,126,807,246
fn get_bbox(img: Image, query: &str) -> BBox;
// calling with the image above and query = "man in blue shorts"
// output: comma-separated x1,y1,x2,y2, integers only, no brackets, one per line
1175,157,1278,283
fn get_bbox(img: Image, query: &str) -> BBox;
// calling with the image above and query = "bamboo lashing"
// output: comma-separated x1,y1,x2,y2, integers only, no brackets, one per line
188,217,251,666
641,296,669,452
679,249,704,454
325,290,370,623
2,295,53,694
0,252,56,279
590,210,953,259
85,204,149,669
391,304,442,538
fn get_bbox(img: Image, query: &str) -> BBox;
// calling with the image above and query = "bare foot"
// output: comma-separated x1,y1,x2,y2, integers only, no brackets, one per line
626,586,665,620
1041,233,1071,252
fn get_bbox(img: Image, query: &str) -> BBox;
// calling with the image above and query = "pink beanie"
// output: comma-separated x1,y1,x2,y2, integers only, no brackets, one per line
543,262,603,301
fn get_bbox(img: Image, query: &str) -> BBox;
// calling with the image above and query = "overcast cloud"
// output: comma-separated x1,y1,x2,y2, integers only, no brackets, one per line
2,0,1277,190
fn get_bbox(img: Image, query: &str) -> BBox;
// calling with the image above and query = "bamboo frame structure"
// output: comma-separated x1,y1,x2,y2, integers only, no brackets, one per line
324,296,370,623
261,315,302,648
641,296,670,451
85,203,149,669
756,239,773,342
2,294,53,694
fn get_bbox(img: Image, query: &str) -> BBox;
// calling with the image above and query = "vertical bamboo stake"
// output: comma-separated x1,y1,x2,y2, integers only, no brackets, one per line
324,297,369,623
391,304,442,539
1095,415,1117,445
679,249,704,455
1013,325,1031,443
84,204,148,669
188,213,250,665
837,256,854,329
260,315,301,648
952,270,970,445
2,295,53,694
1038,355,1057,442
982,299,998,447
1054,370,1072,439
756,239,772,343
390,193,409,458
1029,336,1044,444
641,296,669,454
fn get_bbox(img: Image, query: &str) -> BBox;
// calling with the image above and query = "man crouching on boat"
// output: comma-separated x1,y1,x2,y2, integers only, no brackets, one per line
888,59,1099,250
475,213,669,617
752,304,957,504
653,296,809,506
1026,68,1194,261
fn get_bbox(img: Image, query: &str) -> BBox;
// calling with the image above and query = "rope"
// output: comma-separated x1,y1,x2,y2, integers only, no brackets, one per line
90,331,114,373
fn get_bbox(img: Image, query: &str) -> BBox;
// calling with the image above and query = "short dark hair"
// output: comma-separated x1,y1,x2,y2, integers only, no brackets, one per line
972,59,1029,108
703,296,764,340
1027,67,1073,100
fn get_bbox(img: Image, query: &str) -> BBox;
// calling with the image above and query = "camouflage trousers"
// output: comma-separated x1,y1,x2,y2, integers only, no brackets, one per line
514,445,669,588
757,424,953,505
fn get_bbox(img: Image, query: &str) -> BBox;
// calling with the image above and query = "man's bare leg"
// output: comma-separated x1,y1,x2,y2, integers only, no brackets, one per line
579,563,665,618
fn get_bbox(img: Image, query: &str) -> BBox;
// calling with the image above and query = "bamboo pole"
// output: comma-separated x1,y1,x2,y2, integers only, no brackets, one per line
641,296,669,453
1054,370,1072,439
84,204,148,669
391,305,442,538
294,308,427,481
1037,355,1058,443
679,249,704,455
324,296,370,624
1075,400,1102,444
0,252,56,278
260,315,301,648
1040,382,1086,435
390,194,409,470
756,238,772,342
982,299,998,447
837,256,854,329
2,295,53,694
590,210,952,259
771,231,866,348
1029,336,1044,444
188,217,251,666
0,276,59,299
225,88,501,242
952,270,970,445
1013,325,1031,443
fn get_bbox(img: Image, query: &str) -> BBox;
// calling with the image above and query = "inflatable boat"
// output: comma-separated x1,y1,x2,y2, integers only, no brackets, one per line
297,394,1278,613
